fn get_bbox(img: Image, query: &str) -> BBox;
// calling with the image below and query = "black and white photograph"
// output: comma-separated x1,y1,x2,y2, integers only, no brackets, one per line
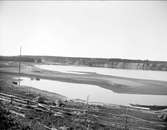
0,0,167,129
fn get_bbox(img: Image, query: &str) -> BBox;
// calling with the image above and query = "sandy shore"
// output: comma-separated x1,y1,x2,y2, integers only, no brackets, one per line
0,64,167,95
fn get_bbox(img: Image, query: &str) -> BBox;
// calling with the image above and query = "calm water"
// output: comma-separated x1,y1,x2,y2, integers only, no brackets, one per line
36,65,167,81
20,65,167,106
21,77,167,106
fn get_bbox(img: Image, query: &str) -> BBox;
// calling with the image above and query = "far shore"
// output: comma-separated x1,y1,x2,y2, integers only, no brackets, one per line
0,64,167,95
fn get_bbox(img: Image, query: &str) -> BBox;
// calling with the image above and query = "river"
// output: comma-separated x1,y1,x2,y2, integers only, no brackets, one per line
20,65,167,106
36,64,167,81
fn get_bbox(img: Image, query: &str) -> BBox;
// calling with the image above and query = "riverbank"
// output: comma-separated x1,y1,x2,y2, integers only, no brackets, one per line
0,62,167,95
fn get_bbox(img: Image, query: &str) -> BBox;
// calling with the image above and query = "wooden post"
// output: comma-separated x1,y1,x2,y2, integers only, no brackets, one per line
11,96,14,104
86,95,90,130
124,107,128,130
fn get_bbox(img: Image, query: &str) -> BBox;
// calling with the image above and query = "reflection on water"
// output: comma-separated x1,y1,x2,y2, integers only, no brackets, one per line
36,65,167,81
21,77,167,106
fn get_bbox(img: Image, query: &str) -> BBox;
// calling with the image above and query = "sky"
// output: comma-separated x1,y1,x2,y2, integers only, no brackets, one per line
0,1,167,61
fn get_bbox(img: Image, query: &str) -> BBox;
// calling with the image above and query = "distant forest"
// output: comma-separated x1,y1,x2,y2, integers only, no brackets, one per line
1,56,167,71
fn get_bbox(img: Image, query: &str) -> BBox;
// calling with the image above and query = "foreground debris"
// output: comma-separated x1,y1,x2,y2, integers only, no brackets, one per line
0,89,167,129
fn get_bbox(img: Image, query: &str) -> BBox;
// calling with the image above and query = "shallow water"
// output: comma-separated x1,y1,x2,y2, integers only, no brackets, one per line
21,77,167,106
36,65,167,81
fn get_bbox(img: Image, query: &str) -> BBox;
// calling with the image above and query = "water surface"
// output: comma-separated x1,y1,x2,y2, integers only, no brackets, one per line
36,65,167,81
21,77,167,106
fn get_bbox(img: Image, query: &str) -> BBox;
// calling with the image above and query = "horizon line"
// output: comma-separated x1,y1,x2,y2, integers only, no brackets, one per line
1,54,167,62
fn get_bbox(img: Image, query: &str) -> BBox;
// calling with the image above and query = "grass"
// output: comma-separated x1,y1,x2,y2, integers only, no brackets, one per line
0,101,32,130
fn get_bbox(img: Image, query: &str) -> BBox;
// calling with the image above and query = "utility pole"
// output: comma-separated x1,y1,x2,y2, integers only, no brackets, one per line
18,46,22,87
